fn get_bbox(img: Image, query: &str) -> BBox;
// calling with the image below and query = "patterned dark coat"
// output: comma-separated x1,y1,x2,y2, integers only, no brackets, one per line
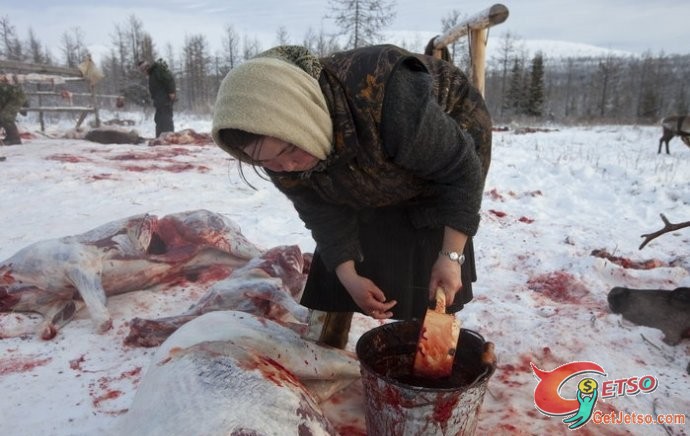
268,45,491,271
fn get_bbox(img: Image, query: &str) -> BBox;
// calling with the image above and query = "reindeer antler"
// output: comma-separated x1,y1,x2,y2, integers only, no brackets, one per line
639,213,690,250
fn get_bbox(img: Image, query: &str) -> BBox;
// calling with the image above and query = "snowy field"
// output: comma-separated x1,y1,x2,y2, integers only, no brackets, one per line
1,112,688,435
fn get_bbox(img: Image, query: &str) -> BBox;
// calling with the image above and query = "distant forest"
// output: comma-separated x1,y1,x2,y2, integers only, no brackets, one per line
1,9,688,125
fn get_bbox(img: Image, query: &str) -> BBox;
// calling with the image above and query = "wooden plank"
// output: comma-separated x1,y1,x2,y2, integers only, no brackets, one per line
0,60,82,77
24,107,96,112
25,91,121,99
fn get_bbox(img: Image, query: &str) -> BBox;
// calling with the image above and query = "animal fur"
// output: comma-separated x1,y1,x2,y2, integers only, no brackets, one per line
658,115,690,154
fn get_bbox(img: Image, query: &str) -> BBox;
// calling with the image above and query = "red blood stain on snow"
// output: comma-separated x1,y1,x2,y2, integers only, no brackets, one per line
90,173,118,181
486,188,543,202
487,188,506,201
46,154,93,163
107,147,194,161
120,163,209,173
489,209,507,218
69,355,86,371
88,366,142,415
45,148,209,174
527,271,590,304
0,355,52,375
518,216,535,224
590,249,665,270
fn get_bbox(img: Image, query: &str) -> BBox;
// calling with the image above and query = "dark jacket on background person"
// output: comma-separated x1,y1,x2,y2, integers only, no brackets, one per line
144,59,176,137
0,82,27,145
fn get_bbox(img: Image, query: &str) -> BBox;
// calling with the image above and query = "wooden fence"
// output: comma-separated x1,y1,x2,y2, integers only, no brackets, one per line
0,60,117,131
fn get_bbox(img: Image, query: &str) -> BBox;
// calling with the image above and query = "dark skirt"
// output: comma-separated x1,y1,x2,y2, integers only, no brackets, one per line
300,206,476,320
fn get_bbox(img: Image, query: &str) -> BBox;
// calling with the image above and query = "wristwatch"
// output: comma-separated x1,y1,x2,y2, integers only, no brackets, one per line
439,250,465,265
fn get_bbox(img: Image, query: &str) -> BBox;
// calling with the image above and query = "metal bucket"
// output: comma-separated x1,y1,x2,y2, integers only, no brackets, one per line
356,320,495,436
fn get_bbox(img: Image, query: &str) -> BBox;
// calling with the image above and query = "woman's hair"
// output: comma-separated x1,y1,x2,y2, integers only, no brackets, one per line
217,128,268,188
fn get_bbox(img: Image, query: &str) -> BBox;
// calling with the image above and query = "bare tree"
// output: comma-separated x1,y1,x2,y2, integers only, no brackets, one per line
0,15,23,60
181,34,211,112
242,35,262,61
440,9,470,73
275,26,290,46
302,27,341,57
61,27,88,67
26,28,51,64
328,0,396,49
221,24,241,72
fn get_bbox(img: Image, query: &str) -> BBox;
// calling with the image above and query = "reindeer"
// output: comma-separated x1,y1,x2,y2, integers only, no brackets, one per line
658,115,690,154
607,214,690,373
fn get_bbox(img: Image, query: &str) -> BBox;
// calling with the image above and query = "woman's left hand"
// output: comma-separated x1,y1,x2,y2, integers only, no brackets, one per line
428,256,463,307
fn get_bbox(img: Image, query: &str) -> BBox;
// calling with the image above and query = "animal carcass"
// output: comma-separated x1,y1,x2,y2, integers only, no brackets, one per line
114,311,360,436
608,286,690,344
658,115,690,154
84,126,143,144
0,210,261,339
148,128,213,146
125,245,311,347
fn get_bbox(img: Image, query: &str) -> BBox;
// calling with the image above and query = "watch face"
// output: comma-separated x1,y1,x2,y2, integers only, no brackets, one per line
449,252,459,261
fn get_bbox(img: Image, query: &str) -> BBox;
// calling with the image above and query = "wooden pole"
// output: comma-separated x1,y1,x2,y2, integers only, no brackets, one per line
470,28,488,96
433,4,509,50
431,3,509,97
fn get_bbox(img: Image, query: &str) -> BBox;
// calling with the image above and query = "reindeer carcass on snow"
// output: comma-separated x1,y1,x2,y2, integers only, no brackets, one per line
125,244,312,347
0,210,261,339
114,311,360,436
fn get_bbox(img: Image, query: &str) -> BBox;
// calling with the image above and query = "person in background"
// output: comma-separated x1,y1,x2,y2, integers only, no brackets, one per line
0,81,27,146
137,58,176,138
212,45,492,348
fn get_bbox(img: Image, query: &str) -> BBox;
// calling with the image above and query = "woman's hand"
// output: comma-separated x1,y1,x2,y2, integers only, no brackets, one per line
428,226,467,306
336,261,397,319
429,256,463,305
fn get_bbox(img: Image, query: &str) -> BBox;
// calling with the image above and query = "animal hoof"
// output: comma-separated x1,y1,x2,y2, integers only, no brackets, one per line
97,318,113,333
41,324,58,340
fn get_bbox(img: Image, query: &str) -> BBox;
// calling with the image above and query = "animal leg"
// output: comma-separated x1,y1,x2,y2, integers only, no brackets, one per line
36,300,80,340
66,268,112,333
659,128,673,154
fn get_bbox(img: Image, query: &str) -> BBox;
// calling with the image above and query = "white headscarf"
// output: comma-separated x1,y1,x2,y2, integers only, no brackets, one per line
212,57,333,160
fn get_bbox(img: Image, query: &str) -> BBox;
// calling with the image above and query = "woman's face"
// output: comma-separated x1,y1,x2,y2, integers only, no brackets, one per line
243,137,320,172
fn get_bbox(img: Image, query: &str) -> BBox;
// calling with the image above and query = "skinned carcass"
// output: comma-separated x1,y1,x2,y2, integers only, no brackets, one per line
125,245,311,347
0,210,261,339
114,311,360,436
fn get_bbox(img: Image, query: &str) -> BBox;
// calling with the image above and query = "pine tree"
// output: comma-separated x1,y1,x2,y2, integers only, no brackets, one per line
526,52,545,117
505,57,524,116
0,16,22,61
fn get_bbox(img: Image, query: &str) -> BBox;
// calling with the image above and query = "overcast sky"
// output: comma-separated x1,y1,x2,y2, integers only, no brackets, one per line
3,0,689,62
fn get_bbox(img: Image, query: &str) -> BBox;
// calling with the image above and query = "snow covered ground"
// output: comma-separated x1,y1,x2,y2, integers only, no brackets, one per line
1,112,688,435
